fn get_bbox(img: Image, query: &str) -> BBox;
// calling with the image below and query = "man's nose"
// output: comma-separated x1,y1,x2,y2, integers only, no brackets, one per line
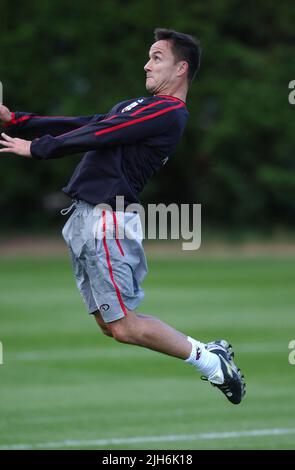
144,60,152,72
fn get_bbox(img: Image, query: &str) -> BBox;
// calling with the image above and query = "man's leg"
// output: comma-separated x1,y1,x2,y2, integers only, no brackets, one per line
93,310,113,337
105,309,192,359
97,309,245,404
86,209,245,404
93,309,189,358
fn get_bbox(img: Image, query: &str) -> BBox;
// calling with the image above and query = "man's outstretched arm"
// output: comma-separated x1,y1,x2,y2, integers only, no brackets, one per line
0,98,186,158
0,104,105,140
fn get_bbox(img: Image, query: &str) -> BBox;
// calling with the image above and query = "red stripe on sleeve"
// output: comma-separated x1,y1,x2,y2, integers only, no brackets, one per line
3,112,16,127
130,99,170,116
14,115,31,124
3,114,86,128
3,114,31,127
94,102,184,137
158,95,187,105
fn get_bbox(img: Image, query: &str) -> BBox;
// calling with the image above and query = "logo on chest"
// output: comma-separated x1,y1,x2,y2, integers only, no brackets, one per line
121,99,144,113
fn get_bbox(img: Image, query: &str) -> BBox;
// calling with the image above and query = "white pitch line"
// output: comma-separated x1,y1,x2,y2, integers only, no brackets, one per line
1,428,295,450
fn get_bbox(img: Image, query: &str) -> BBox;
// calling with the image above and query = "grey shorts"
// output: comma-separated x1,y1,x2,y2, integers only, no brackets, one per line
61,200,148,323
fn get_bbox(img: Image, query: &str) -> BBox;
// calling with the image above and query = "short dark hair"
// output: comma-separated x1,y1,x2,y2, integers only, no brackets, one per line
154,28,201,85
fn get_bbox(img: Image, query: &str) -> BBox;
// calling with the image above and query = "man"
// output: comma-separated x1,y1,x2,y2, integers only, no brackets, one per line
0,28,245,404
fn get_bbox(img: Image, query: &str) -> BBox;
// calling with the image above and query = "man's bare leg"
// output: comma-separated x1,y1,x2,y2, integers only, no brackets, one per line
94,309,191,359
93,309,246,404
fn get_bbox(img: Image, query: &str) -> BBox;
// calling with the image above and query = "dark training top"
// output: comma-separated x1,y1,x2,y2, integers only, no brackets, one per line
5,95,189,208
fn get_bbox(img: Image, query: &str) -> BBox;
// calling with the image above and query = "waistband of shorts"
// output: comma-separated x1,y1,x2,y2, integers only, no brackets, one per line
72,199,94,208
74,200,140,214
60,198,94,215
61,198,141,217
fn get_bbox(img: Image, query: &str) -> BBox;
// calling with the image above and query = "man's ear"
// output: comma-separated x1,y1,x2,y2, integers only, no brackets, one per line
177,61,189,78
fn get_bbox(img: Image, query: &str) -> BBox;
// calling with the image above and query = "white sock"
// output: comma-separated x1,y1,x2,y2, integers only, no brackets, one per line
185,336,221,378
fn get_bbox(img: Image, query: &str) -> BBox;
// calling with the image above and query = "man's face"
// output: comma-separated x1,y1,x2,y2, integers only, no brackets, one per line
144,40,181,94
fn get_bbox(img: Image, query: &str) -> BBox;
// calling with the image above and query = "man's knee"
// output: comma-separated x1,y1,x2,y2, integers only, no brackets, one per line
108,310,140,344
101,325,113,337
93,310,113,337
109,322,127,343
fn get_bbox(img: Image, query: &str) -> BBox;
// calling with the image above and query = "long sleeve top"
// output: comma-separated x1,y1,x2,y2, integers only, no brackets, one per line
4,94,189,208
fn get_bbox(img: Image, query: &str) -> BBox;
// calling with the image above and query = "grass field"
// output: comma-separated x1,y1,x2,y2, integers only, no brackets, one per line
0,252,295,450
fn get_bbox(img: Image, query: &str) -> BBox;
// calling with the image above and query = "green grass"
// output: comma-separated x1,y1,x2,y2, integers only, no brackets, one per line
0,254,295,449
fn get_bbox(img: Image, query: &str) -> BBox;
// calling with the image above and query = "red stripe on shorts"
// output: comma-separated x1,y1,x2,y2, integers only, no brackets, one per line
102,210,127,316
112,211,124,256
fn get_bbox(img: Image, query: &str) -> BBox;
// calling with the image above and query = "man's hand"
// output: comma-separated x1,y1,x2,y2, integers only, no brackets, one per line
0,133,32,157
0,105,12,125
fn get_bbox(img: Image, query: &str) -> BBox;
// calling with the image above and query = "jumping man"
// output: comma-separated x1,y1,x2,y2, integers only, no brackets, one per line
0,28,246,404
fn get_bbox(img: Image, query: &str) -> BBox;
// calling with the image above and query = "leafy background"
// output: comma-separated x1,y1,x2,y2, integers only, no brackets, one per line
0,0,294,231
